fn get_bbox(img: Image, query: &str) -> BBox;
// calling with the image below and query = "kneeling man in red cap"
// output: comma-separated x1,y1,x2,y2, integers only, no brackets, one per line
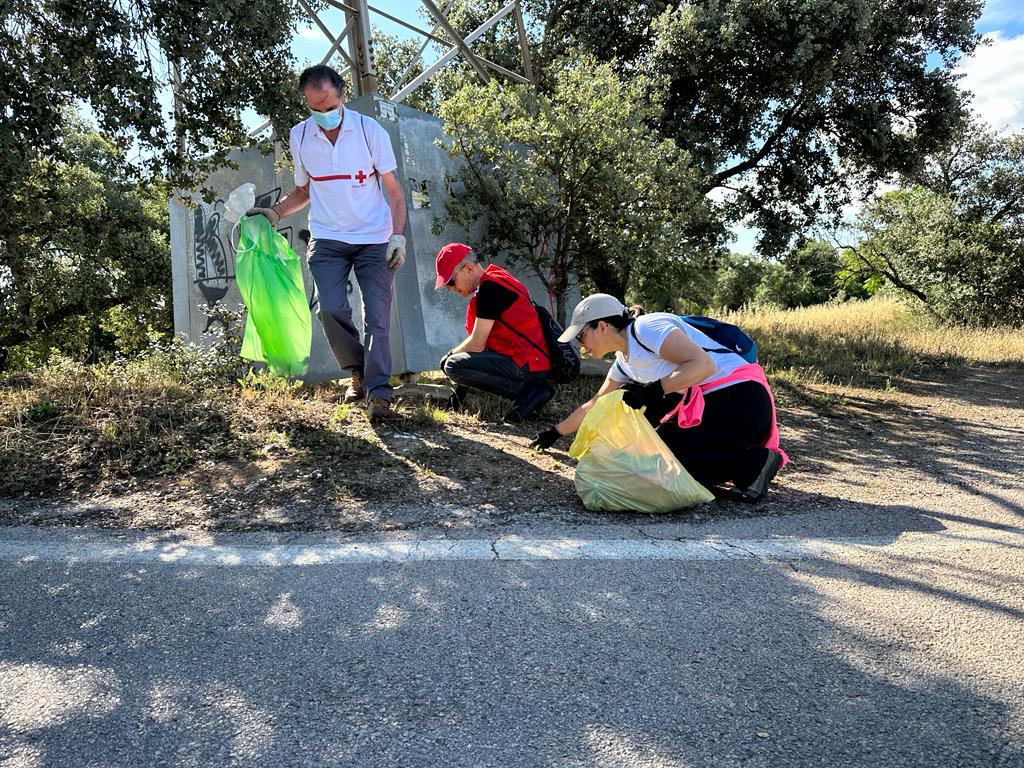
434,243,557,424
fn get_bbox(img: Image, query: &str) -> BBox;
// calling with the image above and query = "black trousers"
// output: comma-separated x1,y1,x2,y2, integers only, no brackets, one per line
643,380,773,489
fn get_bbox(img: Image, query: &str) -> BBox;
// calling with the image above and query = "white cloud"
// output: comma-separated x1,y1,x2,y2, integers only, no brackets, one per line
297,25,323,40
957,31,1024,131
704,186,737,204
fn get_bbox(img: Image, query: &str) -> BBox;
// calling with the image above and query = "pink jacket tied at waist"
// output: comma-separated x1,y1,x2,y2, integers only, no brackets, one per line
659,363,789,466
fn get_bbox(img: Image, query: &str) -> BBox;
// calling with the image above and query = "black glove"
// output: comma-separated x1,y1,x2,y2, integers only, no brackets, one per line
620,380,665,410
530,427,563,451
439,349,456,372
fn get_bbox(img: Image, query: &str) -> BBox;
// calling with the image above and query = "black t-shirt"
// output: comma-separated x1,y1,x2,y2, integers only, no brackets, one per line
474,279,520,320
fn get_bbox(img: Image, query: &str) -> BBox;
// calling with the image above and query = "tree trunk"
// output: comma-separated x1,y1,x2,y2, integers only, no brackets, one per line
551,255,571,326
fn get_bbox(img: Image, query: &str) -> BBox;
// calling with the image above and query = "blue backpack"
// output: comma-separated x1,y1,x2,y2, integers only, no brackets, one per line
629,315,758,363
681,316,758,363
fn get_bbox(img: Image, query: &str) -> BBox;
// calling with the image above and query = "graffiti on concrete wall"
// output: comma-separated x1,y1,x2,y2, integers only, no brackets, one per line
192,204,232,320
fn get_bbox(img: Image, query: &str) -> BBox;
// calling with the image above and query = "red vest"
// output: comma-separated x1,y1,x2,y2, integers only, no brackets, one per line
466,266,551,372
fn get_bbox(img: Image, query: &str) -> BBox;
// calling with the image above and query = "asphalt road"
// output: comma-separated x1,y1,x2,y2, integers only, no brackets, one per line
2,518,1023,768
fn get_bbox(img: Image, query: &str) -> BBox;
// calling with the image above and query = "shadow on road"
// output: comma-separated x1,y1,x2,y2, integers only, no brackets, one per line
1,518,1022,766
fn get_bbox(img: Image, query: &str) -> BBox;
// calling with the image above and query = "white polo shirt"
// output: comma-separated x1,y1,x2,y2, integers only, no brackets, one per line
289,108,398,244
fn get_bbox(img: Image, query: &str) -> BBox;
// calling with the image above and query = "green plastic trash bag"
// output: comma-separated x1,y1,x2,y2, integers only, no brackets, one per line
235,215,312,377
568,390,714,513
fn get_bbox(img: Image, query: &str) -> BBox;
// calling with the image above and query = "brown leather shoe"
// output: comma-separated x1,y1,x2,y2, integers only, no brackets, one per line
343,370,365,403
367,398,392,422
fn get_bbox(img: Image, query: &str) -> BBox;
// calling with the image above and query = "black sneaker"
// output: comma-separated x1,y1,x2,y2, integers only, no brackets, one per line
733,449,783,503
503,381,556,425
444,385,470,411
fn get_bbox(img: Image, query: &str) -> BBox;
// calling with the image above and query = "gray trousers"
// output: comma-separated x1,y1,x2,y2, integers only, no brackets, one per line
443,349,532,400
308,239,394,400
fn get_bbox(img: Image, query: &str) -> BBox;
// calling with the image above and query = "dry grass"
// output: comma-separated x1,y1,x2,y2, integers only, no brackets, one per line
3,296,1021,504
0,360,382,498
723,296,1024,385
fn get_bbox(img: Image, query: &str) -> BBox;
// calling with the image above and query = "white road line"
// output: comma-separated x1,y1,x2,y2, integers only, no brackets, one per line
0,530,1020,566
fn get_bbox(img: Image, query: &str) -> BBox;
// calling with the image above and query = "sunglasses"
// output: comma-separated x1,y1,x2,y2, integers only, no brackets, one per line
576,322,595,344
446,264,463,287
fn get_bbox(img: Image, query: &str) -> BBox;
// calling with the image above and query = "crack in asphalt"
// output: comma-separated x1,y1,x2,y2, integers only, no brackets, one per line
716,539,801,572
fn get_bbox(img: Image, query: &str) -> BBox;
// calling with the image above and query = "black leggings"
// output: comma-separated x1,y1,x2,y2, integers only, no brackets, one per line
644,381,773,489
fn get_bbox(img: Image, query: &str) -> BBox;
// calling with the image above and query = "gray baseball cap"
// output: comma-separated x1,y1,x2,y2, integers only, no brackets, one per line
557,293,628,343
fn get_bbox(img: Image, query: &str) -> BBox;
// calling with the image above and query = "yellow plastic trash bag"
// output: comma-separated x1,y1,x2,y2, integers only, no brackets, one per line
568,390,714,513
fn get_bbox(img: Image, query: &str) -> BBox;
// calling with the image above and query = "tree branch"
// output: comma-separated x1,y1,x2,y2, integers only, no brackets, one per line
989,194,1022,224
712,98,805,187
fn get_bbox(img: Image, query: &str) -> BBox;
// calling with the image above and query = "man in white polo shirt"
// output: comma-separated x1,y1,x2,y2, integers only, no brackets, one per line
248,64,408,421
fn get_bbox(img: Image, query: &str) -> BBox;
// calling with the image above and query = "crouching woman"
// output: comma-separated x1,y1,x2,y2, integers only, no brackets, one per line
530,294,787,502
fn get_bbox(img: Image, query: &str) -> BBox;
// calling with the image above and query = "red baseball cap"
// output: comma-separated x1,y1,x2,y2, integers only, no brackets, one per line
434,242,472,288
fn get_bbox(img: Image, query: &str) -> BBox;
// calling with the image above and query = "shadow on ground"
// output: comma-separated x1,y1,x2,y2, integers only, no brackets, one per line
1,529,1021,767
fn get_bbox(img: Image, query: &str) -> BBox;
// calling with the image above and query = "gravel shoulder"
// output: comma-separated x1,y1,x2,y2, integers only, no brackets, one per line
1,366,1021,536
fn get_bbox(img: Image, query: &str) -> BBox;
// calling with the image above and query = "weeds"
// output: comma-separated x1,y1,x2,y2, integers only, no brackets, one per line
402,401,449,428
4,294,1020,502
0,356,236,496
23,399,60,424
238,369,304,399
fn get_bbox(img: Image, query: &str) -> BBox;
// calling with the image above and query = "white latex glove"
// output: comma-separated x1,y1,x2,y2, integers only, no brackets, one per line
386,234,406,270
246,207,280,227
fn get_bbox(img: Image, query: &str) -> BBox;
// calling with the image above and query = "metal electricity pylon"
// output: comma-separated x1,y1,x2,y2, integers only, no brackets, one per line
246,0,534,137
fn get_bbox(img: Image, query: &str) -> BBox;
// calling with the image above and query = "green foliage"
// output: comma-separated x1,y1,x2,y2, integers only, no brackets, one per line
238,368,304,396
506,0,981,254
710,255,767,311
138,303,250,388
23,399,61,424
1,0,308,370
372,27,437,113
440,0,979,307
0,0,321,370
703,240,844,312
627,253,719,315
529,0,671,65
0,0,305,191
910,119,1024,226
0,126,172,369
330,403,351,424
845,187,1024,325
439,53,721,322
754,240,842,309
648,0,981,253
843,119,1024,326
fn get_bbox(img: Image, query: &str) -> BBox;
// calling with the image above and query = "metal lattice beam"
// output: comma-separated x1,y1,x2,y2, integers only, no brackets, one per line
390,0,525,103
419,0,490,84
245,0,534,138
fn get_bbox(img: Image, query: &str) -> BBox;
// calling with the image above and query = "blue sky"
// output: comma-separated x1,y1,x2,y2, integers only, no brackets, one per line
292,1,1024,253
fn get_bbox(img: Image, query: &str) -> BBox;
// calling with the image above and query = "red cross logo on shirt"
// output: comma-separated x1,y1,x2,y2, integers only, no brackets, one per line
355,170,367,183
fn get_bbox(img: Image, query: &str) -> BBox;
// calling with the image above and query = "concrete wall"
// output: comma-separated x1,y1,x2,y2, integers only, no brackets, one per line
171,95,576,382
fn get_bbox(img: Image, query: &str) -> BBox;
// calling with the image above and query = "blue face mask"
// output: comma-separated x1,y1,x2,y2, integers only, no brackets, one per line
310,107,341,130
